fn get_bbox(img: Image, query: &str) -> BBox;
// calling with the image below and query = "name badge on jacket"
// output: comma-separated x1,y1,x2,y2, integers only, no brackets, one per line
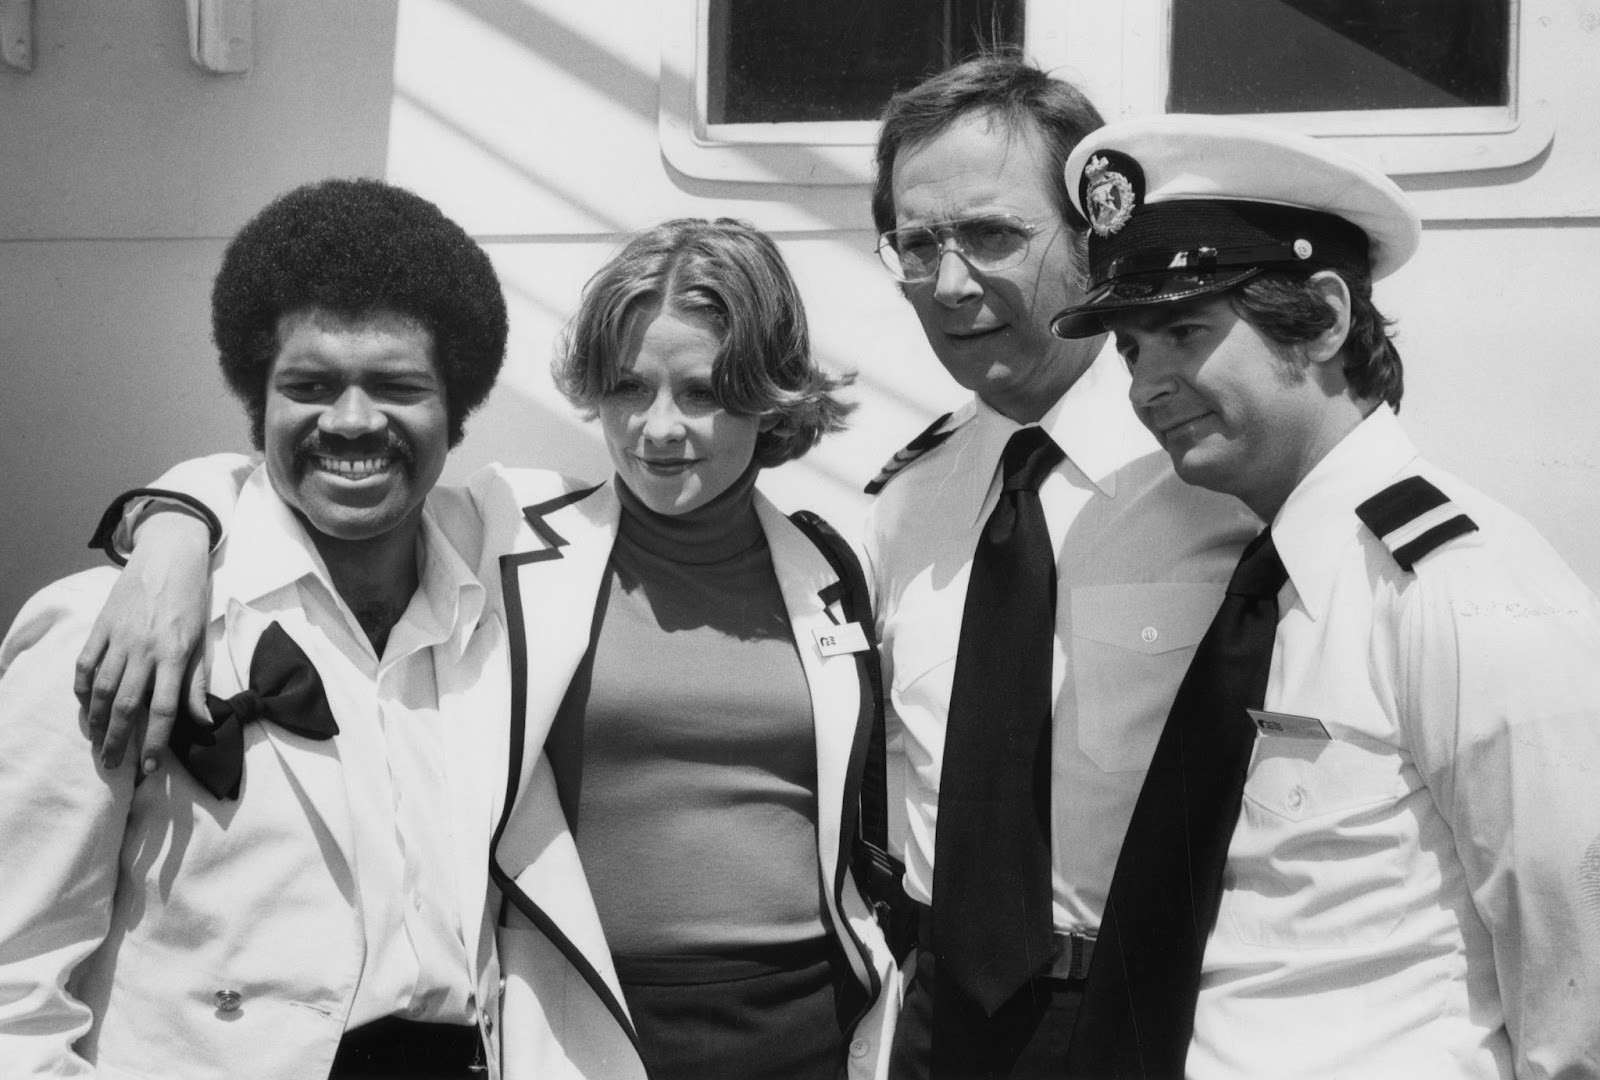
813,622,870,657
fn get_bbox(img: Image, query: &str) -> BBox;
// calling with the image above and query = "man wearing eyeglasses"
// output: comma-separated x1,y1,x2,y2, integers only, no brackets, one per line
862,54,1259,1078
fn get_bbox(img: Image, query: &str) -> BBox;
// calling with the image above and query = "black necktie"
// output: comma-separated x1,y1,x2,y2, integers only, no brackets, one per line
1068,527,1288,1078
934,426,1065,1015
169,621,340,799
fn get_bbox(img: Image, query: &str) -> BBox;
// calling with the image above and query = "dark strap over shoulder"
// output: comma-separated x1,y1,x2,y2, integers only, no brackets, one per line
89,488,225,567
864,412,956,495
1355,475,1479,571
787,509,914,959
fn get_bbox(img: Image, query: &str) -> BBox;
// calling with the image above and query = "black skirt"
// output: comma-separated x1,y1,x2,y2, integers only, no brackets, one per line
615,935,857,1080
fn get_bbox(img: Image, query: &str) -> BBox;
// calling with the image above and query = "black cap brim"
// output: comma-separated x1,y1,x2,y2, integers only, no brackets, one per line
1050,266,1265,338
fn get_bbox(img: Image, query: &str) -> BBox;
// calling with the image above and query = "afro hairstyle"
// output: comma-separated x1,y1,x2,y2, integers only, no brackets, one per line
211,177,507,448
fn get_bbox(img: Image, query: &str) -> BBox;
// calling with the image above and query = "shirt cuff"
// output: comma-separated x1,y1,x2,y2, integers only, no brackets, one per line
87,488,224,566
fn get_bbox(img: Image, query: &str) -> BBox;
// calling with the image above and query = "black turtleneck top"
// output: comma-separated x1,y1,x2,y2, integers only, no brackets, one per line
547,463,828,957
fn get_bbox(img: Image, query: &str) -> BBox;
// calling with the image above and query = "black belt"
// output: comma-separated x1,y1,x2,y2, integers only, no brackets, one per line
913,902,1096,983
330,1016,485,1078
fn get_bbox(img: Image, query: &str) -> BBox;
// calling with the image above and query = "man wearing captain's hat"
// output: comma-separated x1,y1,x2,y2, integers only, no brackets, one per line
1052,114,1600,1078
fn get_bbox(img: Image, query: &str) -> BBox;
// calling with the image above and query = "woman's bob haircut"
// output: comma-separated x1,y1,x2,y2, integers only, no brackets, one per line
553,217,854,467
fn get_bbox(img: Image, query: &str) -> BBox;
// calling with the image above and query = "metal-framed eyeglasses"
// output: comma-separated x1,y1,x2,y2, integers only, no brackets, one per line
875,214,1058,283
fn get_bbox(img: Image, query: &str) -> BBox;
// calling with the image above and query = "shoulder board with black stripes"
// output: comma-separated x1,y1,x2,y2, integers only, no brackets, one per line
1355,475,1479,571
864,412,956,495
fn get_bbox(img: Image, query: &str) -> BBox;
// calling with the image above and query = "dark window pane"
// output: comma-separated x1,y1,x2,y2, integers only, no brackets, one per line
1169,0,1509,114
708,0,1023,124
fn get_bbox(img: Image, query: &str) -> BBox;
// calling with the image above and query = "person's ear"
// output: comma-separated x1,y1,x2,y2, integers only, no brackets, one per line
1305,270,1352,366
758,412,781,433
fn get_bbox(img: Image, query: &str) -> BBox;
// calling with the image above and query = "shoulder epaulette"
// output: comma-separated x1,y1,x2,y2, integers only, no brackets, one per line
1355,475,1479,571
864,412,956,495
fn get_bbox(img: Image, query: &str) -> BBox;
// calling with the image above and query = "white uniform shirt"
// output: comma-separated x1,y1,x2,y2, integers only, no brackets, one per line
1190,406,1600,1078
863,345,1258,930
209,471,485,1029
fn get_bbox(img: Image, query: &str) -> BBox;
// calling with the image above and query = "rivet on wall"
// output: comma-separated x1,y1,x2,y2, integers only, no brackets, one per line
0,0,33,73
186,0,252,74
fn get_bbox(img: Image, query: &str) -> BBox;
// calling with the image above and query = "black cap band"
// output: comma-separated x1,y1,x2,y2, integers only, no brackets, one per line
1087,200,1369,289
1050,199,1372,338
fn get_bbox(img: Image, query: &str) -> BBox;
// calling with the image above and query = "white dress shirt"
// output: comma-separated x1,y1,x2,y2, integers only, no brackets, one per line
1190,406,1600,1079
862,345,1258,930
211,471,486,1029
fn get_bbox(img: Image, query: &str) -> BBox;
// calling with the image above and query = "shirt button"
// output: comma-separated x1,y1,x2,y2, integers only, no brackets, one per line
1286,787,1305,811
849,1037,869,1058
1140,626,1158,644
214,989,243,1013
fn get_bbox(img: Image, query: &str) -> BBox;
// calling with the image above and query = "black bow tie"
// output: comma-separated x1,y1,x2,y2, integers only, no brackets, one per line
169,621,339,799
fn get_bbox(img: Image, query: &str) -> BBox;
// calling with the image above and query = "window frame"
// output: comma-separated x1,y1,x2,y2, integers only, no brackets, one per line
1051,0,1552,175
661,0,1033,184
659,0,1554,185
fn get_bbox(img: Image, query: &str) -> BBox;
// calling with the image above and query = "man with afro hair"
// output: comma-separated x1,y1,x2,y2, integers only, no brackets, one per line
0,177,515,1078
213,176,505,450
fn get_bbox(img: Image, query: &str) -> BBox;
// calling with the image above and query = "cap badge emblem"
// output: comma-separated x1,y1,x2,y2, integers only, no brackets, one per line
1084,155,1137,237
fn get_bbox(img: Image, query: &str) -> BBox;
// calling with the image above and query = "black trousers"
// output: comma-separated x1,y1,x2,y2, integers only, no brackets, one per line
616,936,857,1080
329,1017,484,1078
888,946,1085,1080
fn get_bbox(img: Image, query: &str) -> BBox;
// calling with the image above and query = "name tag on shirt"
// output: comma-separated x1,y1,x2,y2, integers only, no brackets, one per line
1248,709,1332,741
814,621,870,657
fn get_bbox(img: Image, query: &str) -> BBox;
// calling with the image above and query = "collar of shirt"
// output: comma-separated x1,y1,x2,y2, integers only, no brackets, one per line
1271,404,1419,620
960,343,1151,529
210,467,486,662
388,507,487,665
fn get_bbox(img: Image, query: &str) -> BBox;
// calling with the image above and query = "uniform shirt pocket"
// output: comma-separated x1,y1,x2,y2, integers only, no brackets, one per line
1242,735,1410,824
1070,582,1223,772
1229,735,1413,949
